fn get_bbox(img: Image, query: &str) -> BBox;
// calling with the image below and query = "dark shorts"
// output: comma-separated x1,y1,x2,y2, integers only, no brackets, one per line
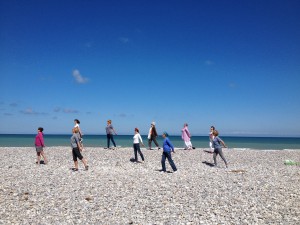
72,147,83,161
36,146,43,153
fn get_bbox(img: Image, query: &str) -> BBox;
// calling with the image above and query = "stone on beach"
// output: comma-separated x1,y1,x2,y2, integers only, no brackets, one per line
0,147,299,224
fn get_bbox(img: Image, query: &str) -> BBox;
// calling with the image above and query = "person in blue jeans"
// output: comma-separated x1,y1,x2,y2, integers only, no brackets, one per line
105,120,117,149
160,132,177,173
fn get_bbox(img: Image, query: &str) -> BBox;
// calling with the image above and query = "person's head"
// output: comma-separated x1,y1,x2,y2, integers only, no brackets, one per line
74,119,80,124
162,131,169,138
38,127,44,132
210,126,215,131
184,123,188,127
107,120,112,124
151,122,155,127
213,130,219,136
135,128,139,133
73,127,79,133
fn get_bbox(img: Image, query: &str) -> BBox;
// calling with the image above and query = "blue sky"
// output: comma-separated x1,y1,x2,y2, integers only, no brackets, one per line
0,0,300,136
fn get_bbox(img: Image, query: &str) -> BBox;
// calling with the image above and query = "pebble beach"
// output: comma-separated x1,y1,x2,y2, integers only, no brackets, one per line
0,147,299,225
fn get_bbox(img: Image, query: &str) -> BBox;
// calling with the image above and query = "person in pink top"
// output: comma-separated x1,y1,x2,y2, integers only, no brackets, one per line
181,123,193,150
35,127,48,165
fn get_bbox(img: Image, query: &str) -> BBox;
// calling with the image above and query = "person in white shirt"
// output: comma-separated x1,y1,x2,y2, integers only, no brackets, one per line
133,128,145,163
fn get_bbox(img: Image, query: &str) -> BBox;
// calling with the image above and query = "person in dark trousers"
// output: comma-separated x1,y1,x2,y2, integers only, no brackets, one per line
133,128,145,163
106,120,117,149
212,130,228,168
71,127,88,171
160,132,177,173
148,122,160,150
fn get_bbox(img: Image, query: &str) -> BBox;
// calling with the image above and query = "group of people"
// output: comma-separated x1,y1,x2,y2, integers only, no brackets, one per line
34,119,228,172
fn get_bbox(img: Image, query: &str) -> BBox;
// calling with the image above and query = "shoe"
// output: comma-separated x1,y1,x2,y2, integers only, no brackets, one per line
72,168,79,171
85,165,89,171
158,147,161,150
159,170,166,173
173,170,178,173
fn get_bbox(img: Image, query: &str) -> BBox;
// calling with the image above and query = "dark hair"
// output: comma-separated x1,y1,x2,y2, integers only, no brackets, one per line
74,119,80,124
38,127,44,132
211,126,215,130
135,128,139,133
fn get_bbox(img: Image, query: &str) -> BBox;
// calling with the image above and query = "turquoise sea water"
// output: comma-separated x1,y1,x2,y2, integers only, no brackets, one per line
0,134,300,150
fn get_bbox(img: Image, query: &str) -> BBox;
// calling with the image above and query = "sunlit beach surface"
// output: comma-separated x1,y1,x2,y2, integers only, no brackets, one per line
0,147,299,224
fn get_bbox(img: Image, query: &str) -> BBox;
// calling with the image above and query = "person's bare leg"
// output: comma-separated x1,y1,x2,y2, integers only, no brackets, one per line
37,152,41,165
74,161,79,169
41,151,48,164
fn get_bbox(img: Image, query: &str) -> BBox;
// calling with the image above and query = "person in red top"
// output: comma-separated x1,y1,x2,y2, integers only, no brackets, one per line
35,127,48,165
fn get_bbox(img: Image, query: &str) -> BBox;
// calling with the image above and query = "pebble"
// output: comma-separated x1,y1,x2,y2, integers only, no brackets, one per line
0,147,299,224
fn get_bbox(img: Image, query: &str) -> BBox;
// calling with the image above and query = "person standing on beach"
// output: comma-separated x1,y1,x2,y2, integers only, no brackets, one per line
71,127,88,171
35,127,48,165
181,123,193,150
133,128,145,163
211,130,228,168
106,120,117,149
148,122,160,150
74,119,84,150
160,132,177,173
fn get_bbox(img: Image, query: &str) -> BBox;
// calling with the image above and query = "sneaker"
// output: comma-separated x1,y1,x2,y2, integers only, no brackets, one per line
72,168,79,171
159,170,166,173
173,170,178,173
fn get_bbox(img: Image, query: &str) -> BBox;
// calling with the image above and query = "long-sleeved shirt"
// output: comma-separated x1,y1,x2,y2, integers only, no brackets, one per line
133,133,143,144
163,137,174,152
35,132,45,147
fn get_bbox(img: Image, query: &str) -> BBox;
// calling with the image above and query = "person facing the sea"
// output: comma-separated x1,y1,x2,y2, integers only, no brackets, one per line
148,122,160,150
181,123,192,150
71,127,88,171
160,132,177,173
211,130,228,168
35,127,48,165
106,120,117,149
132,128,145,163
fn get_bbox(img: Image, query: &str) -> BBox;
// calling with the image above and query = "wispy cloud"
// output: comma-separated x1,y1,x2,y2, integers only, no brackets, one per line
20,108,47,115
72,69,89,84
119,37,129,44
9,102,18,107
63,108,79,114
229,83,237,88
84,42,93,48
205,60,215,65
54,107,61,112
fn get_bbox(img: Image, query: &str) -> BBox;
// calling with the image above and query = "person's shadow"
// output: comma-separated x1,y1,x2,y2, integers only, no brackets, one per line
202,161,215,167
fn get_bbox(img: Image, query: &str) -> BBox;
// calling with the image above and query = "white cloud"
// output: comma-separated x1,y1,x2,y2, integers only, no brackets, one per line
72,69,89,84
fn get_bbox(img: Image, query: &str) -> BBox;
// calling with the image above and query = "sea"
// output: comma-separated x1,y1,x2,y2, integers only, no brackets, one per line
0,134,300,150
